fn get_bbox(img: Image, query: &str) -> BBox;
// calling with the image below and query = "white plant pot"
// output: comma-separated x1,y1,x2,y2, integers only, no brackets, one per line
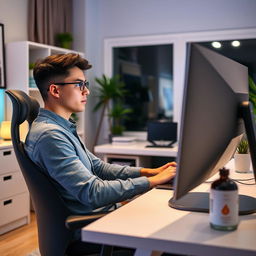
234,153,251,173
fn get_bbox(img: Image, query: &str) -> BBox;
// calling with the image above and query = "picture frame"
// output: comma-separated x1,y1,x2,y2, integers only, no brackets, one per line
0,23,6,88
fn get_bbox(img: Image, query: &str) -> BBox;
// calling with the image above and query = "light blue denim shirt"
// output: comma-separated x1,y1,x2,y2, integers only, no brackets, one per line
25,109,150,214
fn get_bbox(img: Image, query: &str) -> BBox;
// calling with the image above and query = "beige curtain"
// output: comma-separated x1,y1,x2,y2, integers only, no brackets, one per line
28,0,72,46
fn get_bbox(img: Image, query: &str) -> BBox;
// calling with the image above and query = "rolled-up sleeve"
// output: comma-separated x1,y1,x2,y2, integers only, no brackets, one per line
32,130,150,211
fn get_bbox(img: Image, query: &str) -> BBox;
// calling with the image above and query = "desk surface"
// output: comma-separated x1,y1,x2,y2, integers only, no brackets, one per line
94,141,178,157
82,163,256,256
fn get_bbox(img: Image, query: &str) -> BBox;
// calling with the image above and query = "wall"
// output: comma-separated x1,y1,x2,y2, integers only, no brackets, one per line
0,0,28,43
73,0,256,150
0,0,28,122
73,0,103,149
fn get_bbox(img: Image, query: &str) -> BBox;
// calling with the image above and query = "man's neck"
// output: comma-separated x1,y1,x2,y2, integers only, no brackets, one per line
44,104,71,120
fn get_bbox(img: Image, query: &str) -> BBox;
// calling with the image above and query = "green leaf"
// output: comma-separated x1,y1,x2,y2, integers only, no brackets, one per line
93,74,132,135
237,139,249,154
93,74,128,112
249,76,256,119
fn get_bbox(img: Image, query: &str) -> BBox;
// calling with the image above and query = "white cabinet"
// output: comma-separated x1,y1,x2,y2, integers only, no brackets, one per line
6,41,85,139
0,142,30,235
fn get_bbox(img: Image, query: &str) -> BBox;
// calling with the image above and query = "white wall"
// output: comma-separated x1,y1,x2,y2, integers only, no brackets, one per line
0,0,28,122
99,0,256,37
83,0,256,75
0,0,28,43
73,0,103,150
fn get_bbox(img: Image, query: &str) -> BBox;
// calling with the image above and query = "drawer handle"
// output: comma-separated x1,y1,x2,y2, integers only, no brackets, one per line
3,199,12,206
3,175,12,181
3,150,12,156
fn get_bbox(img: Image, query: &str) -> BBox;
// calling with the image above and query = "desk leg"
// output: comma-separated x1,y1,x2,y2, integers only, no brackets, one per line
134,248,163,256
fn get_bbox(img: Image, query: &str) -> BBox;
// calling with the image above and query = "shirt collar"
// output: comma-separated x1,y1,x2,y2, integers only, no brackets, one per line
38,108,77,131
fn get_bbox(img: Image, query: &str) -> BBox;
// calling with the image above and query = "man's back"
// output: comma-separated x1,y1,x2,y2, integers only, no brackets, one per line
25,108,149,215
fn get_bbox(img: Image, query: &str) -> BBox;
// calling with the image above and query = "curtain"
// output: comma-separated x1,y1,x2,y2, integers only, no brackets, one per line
28,0,72,46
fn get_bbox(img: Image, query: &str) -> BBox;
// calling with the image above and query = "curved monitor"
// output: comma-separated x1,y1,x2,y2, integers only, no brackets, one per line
169,44,256,214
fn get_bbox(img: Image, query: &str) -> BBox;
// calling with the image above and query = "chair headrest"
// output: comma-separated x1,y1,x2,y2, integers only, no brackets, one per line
5,90,40,125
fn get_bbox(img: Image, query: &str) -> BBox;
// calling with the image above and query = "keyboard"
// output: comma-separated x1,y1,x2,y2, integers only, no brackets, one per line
155,180,174,190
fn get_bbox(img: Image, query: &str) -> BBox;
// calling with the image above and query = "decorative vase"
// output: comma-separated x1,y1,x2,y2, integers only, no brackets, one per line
234,153,251,173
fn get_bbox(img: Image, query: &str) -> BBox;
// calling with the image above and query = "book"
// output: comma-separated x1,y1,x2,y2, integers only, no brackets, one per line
112,136,136,144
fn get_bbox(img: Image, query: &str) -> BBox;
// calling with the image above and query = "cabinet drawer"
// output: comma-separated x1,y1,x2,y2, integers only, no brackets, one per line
0,171,28,199
0,192,29,227
0,148,19,175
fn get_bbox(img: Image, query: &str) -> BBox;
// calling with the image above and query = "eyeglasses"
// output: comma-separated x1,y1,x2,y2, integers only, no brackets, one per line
53,80,89,91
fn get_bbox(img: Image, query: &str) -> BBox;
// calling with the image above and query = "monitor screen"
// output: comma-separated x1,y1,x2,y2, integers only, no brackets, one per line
169,43,256,214
147,121,177,143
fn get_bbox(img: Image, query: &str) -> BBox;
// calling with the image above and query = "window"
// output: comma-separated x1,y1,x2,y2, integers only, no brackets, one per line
113,44,173,131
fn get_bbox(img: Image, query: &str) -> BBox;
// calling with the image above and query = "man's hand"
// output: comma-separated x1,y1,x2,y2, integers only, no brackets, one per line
140,162,177,177
147,165,176,188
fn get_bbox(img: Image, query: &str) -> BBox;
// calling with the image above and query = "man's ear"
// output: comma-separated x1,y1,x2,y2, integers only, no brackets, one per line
48,84,60,98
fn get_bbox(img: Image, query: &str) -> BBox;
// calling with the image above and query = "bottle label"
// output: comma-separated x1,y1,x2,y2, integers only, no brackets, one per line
210,189,238,227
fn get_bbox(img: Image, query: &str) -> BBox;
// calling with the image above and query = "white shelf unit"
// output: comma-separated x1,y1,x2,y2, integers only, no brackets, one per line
6,41,85,139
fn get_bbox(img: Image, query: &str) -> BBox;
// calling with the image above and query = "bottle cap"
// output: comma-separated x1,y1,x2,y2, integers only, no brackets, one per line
219,167,229,176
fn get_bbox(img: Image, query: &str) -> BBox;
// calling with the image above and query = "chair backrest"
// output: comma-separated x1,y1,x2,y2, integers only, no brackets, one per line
6,90,73,256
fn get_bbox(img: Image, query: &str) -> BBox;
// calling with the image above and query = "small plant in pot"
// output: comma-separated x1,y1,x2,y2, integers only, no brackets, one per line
234,139,251,173
56,32,73,49
93,74,128,146
108,101,132,136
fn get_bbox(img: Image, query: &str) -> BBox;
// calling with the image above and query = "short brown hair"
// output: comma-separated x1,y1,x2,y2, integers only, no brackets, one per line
33,53,92,100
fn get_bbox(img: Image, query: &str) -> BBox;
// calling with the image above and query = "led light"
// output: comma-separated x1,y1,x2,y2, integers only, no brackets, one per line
0,120,28,141
211,41,222,49
0,121,11,140
231,40,240,47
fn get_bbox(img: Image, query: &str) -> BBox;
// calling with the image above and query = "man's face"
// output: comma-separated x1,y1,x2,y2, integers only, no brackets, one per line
57,66,89,114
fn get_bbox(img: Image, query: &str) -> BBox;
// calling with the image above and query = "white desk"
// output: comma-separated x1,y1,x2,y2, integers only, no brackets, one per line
82,163,256,256
95,141,178,167
94,141,178,158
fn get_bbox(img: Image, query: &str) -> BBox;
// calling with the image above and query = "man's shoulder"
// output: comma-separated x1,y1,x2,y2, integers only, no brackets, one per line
34,117,62,131
27,118,70,145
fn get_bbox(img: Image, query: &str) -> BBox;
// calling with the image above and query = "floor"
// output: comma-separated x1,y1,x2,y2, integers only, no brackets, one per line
0,212,39,256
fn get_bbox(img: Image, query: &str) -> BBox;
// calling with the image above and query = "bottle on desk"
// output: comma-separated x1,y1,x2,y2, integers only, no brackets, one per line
210,167,238,231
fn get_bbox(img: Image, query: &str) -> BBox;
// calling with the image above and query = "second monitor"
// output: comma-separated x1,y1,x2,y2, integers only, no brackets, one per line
147,121,177,148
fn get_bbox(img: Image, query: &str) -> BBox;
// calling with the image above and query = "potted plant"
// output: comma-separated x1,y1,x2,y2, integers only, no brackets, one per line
93,74,130,146
56,32,73,49
234,139,251,173
108,101,132,136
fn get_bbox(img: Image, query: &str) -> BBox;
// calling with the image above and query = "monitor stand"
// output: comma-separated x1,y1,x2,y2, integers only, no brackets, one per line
168,102,256,215
168,192,256,215
146,140,175,148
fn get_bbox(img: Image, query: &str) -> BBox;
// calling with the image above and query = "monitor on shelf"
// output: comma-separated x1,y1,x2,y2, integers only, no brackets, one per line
169,43,256,215
146,120,177,148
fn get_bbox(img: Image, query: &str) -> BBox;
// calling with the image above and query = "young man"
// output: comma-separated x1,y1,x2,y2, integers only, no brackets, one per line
25,53,176,216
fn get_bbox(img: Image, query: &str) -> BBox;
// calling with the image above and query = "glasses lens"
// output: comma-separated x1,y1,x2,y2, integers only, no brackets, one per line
79,81,89,91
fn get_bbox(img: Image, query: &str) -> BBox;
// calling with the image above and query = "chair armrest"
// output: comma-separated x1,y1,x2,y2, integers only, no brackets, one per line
65,212,107,231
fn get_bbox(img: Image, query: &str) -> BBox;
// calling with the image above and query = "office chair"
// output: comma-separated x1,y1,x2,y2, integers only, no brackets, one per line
5,90,113,256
